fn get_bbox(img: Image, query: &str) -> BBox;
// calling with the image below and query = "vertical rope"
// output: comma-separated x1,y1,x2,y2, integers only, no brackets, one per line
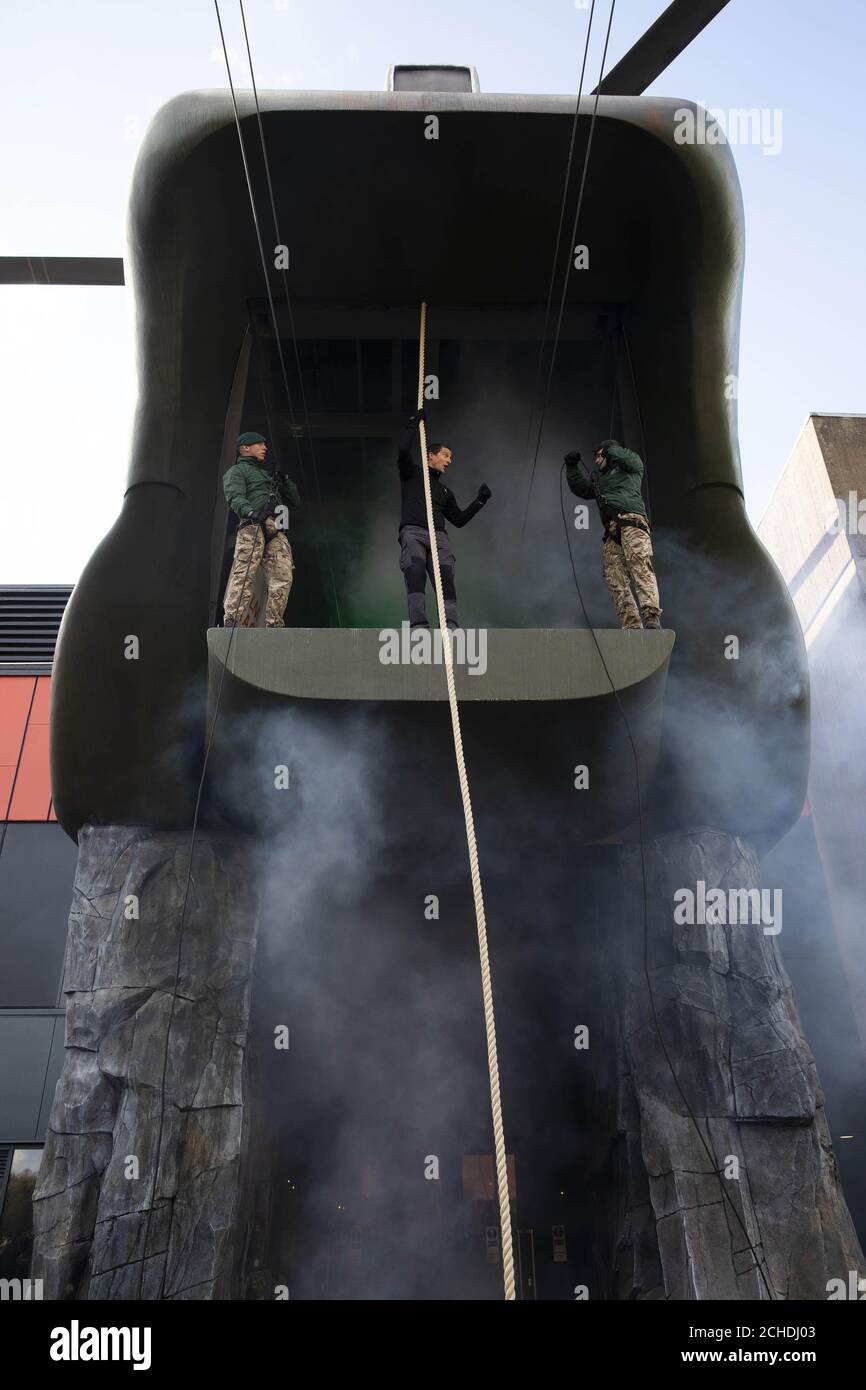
415,302,515,1300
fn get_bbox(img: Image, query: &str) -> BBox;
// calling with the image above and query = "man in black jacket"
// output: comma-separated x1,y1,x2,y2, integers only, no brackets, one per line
396,409,491,629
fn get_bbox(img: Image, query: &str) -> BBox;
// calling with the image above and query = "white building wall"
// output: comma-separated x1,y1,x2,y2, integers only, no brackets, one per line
758,414,866,1060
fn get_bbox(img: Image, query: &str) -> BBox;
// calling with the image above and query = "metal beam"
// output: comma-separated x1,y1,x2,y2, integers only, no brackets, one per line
0,256,124,286
594,0,732,96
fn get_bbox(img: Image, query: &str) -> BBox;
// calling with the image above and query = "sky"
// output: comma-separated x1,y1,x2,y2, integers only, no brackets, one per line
1,0,864,582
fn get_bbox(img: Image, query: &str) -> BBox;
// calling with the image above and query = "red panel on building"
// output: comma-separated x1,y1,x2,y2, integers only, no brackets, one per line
0,675,53,821
0,677,35,764
31,675,51,725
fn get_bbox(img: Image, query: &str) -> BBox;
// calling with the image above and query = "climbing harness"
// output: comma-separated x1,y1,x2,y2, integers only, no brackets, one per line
603,513,652,545
415,301,516,1301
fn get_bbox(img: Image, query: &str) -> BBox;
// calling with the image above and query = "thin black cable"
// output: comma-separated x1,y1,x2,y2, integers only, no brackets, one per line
608,312,621,439
237,0,342,628
137,532,260,1300
251,318,286,494
524,8,767,1290
521,0,597,503
521,0,616,545
214,0,341,627
621,319,652,525
208,330,253,627
143,1,324,1292
558,463,776,1299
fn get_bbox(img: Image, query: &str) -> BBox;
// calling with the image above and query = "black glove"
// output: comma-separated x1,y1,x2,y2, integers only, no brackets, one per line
409,408,426,425
476,483,492,504
564,451,582,468
244,504,269,523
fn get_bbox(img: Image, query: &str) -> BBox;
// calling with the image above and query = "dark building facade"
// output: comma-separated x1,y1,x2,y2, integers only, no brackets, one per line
0,586,76,1286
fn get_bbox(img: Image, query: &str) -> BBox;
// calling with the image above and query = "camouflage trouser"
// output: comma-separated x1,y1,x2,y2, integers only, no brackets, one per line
223,518,294,626
602,514,662,630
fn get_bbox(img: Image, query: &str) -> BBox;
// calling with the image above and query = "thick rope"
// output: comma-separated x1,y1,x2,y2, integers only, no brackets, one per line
415,302,515,1300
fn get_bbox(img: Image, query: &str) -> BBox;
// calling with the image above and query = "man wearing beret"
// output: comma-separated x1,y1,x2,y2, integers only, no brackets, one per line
222,431,300,627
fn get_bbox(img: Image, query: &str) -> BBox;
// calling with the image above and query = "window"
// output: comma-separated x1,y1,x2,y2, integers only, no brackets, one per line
0,1146,44,1280
0,824,76,1005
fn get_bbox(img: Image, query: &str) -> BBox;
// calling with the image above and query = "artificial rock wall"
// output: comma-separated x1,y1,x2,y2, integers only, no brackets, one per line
30,820,864,1300
611,828,864,1300
32,825,260,1300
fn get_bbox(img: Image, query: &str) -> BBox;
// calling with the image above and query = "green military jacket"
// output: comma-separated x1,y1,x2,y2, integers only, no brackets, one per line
565,440,647,520
223,455,301,520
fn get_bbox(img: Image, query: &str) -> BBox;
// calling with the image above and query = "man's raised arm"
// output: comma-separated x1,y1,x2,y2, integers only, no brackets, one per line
398,409,425,479
442,483,492,528
564,450,593,499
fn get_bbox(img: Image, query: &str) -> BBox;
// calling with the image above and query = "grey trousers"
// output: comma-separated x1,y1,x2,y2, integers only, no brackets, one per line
398,524,458,628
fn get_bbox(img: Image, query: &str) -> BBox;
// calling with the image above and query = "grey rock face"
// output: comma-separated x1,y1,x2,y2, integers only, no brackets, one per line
31,822,860,1301
31,825,259,1300
612,828,864,1300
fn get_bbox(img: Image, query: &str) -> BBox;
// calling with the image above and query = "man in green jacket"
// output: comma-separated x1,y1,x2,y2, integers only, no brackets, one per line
222,431,300,627
564,439,662,630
